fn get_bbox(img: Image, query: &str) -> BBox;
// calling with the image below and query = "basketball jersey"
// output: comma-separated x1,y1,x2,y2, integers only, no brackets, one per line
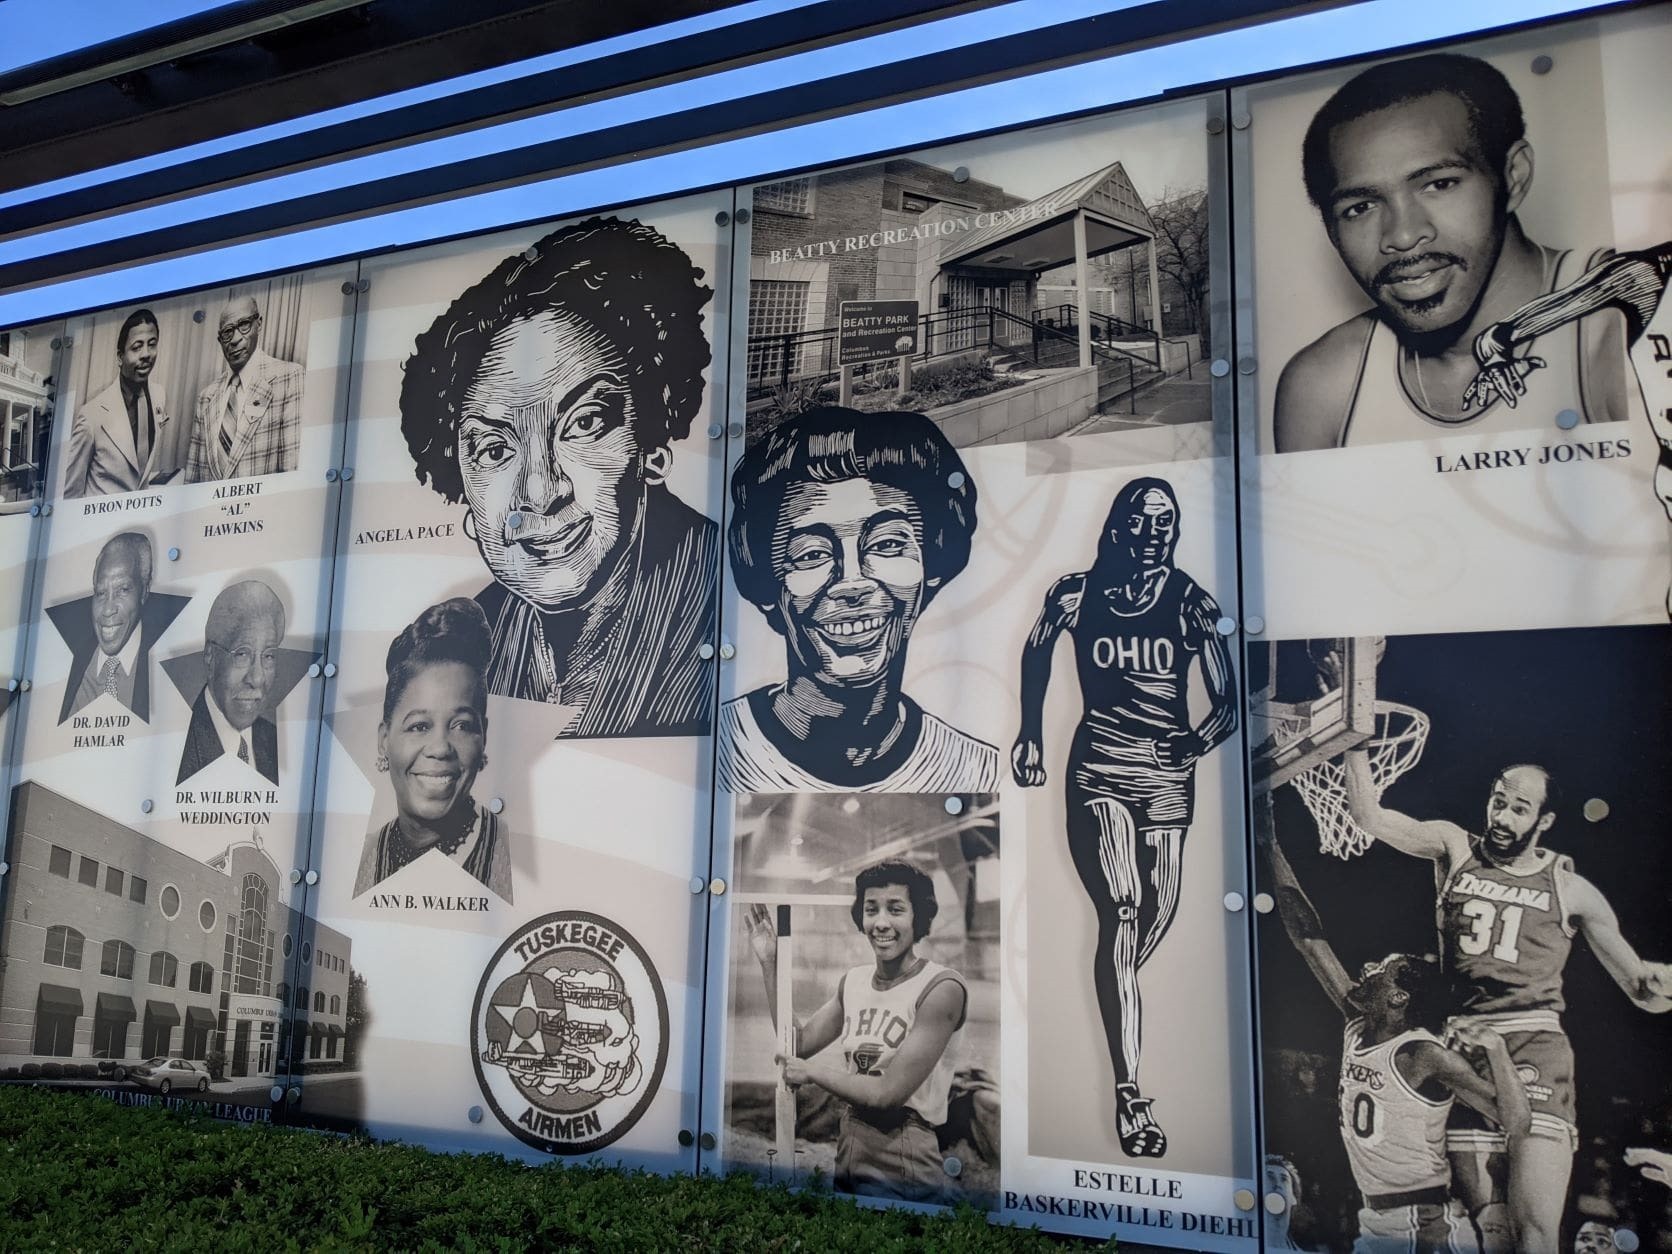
1439,847,1575,1015
1068,569,1202,742
838,959,967,1126
1342,248,1604,447
1338,1019,1452,1196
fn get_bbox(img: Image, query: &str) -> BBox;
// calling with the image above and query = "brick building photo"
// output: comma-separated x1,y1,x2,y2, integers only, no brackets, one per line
0,783,355,1091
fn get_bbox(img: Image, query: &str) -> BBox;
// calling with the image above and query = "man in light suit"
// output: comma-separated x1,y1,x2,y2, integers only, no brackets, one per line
63,309,189,497
186,297,304,483
177,580,284,786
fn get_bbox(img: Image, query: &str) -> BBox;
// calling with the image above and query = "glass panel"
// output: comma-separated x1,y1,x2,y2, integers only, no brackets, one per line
0,264,356,1112
1239,9,1672,1252
704,93,1259,1249
294,193,735,1168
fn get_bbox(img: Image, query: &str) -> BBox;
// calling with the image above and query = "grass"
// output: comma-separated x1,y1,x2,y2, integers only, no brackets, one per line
0,1085,1102,1251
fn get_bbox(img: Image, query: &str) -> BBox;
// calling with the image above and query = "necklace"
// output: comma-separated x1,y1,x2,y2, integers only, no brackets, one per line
387,808,475,873
1402,346,1477,425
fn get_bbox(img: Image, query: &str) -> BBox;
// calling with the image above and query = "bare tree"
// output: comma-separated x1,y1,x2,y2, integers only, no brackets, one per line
1148,186,1211,353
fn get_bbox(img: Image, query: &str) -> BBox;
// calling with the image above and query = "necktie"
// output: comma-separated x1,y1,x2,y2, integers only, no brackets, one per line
238,736,250,764
136,387,153,468
101,657,121,697
218,377,241,461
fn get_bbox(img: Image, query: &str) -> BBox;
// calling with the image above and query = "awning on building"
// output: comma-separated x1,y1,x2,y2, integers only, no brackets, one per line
183,1005,216,1030
95,992,136,1021
143,1000,180,1027
327,1024,345,1038
939,160,1155,273
36,983,82,1015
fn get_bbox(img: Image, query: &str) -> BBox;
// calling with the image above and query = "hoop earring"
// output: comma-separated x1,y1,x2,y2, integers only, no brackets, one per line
462,511,477,540
644,446,672,486
375,754,389,773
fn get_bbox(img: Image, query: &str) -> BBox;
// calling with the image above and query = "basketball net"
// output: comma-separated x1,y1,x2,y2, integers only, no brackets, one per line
1288,702,1430,859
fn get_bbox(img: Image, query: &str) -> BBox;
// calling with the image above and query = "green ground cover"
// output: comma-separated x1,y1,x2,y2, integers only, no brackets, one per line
0,1086,1100,1251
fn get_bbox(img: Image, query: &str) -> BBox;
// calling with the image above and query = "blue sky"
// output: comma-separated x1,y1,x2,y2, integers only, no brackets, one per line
0,0,243,76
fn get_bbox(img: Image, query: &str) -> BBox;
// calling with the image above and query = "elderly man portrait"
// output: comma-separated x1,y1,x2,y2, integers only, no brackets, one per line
1274,52,1630,451
399,215,718,739
63,309,189,497
59,532,171,723
177,580,286,785
186,296,306,483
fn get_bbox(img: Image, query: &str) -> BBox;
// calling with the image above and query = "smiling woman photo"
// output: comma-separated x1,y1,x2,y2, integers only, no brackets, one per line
745,859,967,1203
354,598,509,901
719,405,997,792
399,215,717,738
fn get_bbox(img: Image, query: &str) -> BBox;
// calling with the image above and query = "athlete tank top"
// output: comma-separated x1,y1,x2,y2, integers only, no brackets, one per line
1338,1019,1452,1196
1439,847,1575,1015
1069,569,1201,743
1342,248,1605,447
838,959,967,1125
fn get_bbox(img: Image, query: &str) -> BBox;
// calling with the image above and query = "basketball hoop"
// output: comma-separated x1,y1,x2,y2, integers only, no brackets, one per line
1288,702,1429,859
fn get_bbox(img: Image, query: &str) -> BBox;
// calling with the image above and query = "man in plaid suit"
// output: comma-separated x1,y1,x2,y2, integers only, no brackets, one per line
187,296,304,482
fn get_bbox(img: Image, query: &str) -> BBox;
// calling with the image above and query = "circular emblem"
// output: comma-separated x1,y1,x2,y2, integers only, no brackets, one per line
471,911,668,1155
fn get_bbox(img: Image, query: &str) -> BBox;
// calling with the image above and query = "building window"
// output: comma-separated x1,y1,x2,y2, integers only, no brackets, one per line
92,1007,130,1061
755,176,813,215
128,875,147,905
309,1030,322,1060
100,939,135,980
747,280,811,385
326,1033,338,1061
160,885,180,918
77,856,99,888
276,982,290,1003
148,951,178,988
104,866,124,897
199,900,217,932
43,925,84,969
282,933,293,959
302,942,312,965
188,961,214,995
48,845,71,877
234,873,271,996
32,992,76,1056
330,995,340,1016
295,986,309,1010
313,991,325,1012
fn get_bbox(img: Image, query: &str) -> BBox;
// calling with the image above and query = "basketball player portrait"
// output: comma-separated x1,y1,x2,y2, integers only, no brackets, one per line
1011,475,1237,1158
1345,752,1672,1250
1274,52,1631,451
1264,827,1529,1253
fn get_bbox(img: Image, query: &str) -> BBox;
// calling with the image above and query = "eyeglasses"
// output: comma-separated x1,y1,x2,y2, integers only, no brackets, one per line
216,315,260,344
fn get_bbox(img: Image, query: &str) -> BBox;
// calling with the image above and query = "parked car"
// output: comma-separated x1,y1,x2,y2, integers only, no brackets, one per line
128,1057,211,1094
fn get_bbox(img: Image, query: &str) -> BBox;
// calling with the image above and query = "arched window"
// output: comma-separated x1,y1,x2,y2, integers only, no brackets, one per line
295,985,309,1010
147,951,178,987
188,961,214,995
329,995,340,1016
313,991,325,1012
100,939,135,979
276,982,290,1003
234,873,273,995
43,925,84,969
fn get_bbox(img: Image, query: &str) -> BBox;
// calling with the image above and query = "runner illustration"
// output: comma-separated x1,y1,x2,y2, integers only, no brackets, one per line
1011,476,1237,1157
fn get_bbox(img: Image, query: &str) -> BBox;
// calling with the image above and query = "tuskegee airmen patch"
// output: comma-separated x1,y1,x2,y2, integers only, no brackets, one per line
471,911,668,1154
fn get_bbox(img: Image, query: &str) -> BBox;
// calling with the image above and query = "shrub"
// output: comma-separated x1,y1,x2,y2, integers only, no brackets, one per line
19,1064,40,1078
0,1085,1097,1251
39,1062,64,1079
